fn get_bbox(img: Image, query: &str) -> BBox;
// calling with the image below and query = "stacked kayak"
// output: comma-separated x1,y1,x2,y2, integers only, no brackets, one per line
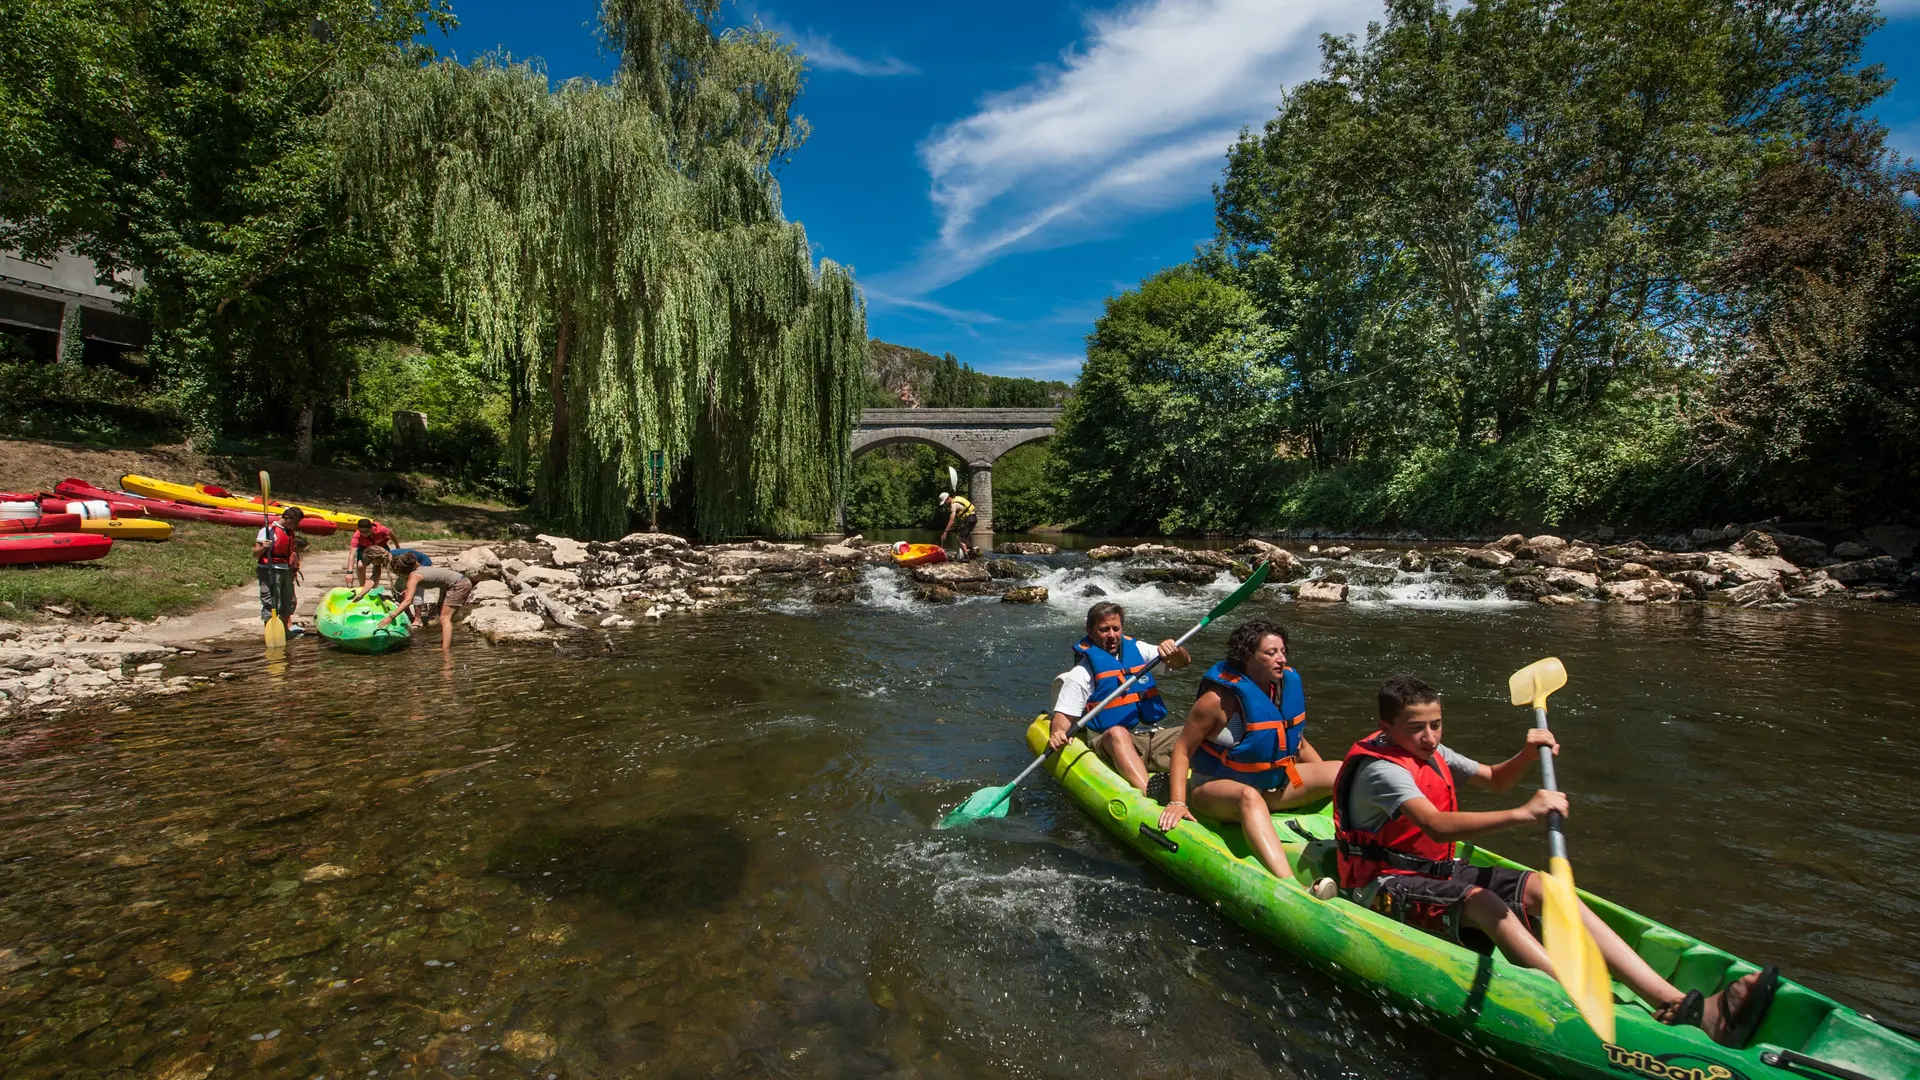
1,493,146,518
0,532,112,566
55,478,336,533
316,587,411,654
120,474,361,527
0,507,170,541
892,542,949,566
1022,715,1920,1080
0,514,82,535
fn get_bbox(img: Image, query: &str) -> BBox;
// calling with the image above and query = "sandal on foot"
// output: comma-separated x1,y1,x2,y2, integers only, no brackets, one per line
1657,991,1705,1027
1716,966,1780,1049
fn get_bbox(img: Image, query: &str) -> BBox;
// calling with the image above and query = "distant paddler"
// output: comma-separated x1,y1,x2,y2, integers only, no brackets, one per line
937,491,977,561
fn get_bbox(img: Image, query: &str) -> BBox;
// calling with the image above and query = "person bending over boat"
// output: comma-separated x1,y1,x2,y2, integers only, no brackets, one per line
1156,620,1339,878
374,553,473,652
348,518,398,587
1047,602,1192,793
1334,674,1778,1047
937,492,977,560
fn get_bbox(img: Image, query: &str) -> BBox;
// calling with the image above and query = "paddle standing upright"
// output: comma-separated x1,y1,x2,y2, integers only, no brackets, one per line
255,472,290,648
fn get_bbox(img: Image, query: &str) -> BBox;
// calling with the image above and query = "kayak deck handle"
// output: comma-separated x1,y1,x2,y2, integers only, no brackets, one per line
1761,1049,1879,1080
1138,823,1179,854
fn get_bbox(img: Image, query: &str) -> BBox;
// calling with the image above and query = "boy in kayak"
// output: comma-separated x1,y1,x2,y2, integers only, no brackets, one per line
252,506,307,635
1047,601,1191,792
1333,674,1779,1047
348,518,398,587
1157,620,1339,878
373,552,473,652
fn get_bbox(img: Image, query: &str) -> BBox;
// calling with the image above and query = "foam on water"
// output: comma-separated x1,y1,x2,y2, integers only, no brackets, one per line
1030,562,1237,622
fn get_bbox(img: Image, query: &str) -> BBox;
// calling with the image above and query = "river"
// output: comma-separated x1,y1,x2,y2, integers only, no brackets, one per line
2,549,1916,1079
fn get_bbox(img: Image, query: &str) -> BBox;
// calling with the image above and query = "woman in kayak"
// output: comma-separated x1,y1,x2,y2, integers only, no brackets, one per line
1156,619,1340,878
1333,674,1780,1047
372,553,473,652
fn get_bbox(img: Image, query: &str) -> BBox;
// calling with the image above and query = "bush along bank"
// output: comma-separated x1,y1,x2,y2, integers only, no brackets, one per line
1235,527,1917,607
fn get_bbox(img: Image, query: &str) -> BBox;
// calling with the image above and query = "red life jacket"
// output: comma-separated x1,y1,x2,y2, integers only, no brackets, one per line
1333,733,1459,890
258,522,295,565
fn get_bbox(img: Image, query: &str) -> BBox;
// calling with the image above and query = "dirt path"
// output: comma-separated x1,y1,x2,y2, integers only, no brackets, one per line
138,539,484,648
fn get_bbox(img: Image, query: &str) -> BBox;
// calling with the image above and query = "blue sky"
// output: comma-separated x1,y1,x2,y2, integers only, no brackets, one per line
435,0,1920,383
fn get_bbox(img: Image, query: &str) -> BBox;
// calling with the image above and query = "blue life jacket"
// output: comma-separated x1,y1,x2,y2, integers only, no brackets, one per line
1072,635,1168,732
1191,660,1306,790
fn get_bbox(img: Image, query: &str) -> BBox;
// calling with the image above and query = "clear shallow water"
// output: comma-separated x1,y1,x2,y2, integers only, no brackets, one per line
2,554,1917,1079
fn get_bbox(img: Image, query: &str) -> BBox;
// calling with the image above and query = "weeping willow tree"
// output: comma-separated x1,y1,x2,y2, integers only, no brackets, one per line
332,0,865,539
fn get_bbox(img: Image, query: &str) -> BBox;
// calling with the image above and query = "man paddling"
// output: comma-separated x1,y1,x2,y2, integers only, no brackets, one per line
252,507,306,636
1047,602,1190,793
1333,674,1779,1047
937,491,977,560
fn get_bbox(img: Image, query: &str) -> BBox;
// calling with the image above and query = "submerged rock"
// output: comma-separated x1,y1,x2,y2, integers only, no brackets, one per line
996,542,1058,555
985,558,1040,580
1537,594,1583,606
1122,566,1219,586
911,561,990,584
464,608,551,644
913,584,955,604
1504,576,1556,602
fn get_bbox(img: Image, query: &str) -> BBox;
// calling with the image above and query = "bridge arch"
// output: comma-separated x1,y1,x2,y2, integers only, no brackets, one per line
845,408,1063,549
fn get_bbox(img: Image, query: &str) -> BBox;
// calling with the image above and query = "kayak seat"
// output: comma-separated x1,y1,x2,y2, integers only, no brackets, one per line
1280,815,1339,885
1670,945,1741,1000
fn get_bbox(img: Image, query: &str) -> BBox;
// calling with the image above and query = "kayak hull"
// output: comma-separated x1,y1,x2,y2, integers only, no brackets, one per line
0,532,113,566
119,474,362,527
316,587,411,654
892,542,949,566
1,494,147,518
77,517,171,541
0,514,83,535
1023,715,1920,1080
55,479,337,533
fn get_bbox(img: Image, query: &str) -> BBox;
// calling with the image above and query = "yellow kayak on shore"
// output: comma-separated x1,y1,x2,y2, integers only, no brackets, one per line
78,516,173,541
118,475,363,527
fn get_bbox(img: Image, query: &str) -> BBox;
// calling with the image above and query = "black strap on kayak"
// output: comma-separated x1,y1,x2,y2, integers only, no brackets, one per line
1761,1050,1880,1080
1336,839,1453,877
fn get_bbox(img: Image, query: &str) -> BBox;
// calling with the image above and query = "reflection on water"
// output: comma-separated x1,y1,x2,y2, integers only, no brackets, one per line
0,556,1916,1078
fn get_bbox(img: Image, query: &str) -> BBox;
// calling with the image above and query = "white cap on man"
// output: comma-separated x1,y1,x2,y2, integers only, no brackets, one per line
939,492,951,504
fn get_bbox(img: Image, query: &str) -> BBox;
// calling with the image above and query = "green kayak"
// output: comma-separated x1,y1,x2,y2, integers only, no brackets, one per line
316,586,411,655
1023,715,1920,1080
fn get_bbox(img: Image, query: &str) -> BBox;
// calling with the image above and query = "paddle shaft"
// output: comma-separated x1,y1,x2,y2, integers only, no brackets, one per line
1533,704,1568,863
976,615,1213,816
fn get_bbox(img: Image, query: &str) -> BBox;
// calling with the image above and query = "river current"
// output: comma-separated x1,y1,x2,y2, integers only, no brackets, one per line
1,547,1916,1079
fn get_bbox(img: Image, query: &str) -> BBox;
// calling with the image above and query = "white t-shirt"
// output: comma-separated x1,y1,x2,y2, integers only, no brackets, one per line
1050,638,1163,718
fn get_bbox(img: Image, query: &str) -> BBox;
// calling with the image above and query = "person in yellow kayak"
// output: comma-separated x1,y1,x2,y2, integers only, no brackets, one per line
1156,620,1339,878
252,506,307,636
1332,674,1780,1048
937,491,977,560
372,552,474,652
1047,601,1191,793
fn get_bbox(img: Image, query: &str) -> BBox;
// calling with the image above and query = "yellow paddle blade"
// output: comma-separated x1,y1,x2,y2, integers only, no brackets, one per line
264,614,287,649
1541,855,1615,1043
259,470,271,505
1509,656,1568,709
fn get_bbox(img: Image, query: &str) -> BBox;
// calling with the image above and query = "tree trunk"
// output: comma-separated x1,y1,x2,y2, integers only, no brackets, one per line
295,403,315,465
547,316,571,490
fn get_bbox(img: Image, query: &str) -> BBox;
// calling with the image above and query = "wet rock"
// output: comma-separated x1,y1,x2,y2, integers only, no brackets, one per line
997,542,1058,555
1295,581,1348,602
495,541,556,568
1709,551,1797,584
1641,551,1710,574
911,561,990,584
1540,544,1599,572
1853,588,1903,602
1789,574,1847,600
1601,579,1686,603
1537,594,1583,606
302,863,353,883
1669,570,1723,599
1086,545,1131,561
912,584,955,604
1713,579,1786,608
812,586,856,604
501,1030,556,1062
1462,548,1514,569
1542,567,1599,593
1760,532,1827,566
469,580,512,606
711,549,816,575
1001,585,1049,604
1399,549,1428,572
1611,562,1657,581
1122,566,1220,586
1516,535,1568,561
985,558,1040,581
1494,533,1528,551
464,608,551,644
1320,545,1353,559
617,531,689,551
534,534,589,567
447,546,501,581
1731,530,1780,558
1825,556,1899,584
1505,576,1557,602
516,566,580,589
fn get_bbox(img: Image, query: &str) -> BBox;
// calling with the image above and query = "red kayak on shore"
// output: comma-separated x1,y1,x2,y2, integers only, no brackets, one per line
52,479,339,534
0,492,147,518
0,532,112,566
0,514,84,535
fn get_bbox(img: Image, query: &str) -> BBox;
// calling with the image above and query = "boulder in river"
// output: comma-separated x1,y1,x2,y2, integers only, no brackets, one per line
465,608,551,644
517,566,580,589
1824,556,1899,585
1542,567,1599,593
1237,539,1303,580
1760,531,1827,566
1713,579,1786,608
912,561,990,584
1641,551,1709,574
1086,546,1131,561
1517,535,1568,561
1001,585,1049,604
536,534,590,567
996,542,1058,555
1669,570,1722,600
1859,525,1919,558
1540,544,1599,572
913,584,955,604
1537,593,1583,606
1611,562,1657,581
1494,533,1528,551
1600,579,1686,604
1122,565,1221,586
1320,545,1353,560
1788,574,1847,600
1295,581,1349,602
812,586,857,604
986,558,1040,581
448,546,502,581
1731,530,1780,558
469,580,512,606
1504,576,1556,602
1399,549,1428,572
1462,548,1514,569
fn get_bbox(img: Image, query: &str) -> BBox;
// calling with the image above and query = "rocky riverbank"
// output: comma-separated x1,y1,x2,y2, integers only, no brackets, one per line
0,621,219,719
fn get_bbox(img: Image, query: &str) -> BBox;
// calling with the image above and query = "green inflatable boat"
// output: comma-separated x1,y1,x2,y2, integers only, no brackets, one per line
316,587,411,654
1022,715,1920,1080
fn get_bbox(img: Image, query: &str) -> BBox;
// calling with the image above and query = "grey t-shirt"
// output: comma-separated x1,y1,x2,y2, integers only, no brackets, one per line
1343,746,1483,832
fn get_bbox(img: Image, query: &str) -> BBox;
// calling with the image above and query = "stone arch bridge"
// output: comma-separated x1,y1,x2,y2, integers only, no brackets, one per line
847,408,1062,549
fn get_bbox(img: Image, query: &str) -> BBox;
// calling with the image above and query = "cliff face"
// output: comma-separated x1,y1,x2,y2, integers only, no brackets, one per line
866,340,1070,409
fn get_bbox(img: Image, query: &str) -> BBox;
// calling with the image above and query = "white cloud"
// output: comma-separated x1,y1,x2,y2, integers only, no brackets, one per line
864,289,1002,330
794,31,918,76
891,0,1374,299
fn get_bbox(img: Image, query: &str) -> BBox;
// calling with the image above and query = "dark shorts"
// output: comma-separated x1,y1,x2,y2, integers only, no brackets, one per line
959,514,978,534
1078,725,1179,773
1363,861,1535,954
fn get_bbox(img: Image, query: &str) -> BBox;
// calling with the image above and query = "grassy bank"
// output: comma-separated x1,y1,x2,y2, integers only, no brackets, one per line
0,437,523,619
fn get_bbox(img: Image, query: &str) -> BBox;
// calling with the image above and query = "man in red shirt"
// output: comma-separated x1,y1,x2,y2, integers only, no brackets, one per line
348,518,398,587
